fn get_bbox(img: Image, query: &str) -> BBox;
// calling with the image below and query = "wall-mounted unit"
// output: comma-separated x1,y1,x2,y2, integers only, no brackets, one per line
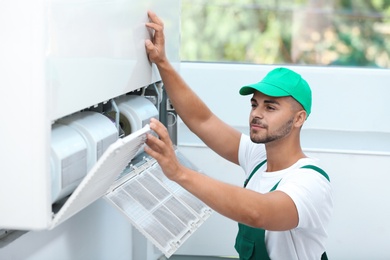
0,0,182,231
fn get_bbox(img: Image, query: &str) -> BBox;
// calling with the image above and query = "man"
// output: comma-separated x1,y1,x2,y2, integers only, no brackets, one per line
144,11,332,260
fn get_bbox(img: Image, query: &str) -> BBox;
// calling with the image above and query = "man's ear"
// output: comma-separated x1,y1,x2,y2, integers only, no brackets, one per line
294,110,307,127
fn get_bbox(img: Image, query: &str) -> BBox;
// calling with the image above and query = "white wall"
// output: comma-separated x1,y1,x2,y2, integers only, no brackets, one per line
175,63,390,259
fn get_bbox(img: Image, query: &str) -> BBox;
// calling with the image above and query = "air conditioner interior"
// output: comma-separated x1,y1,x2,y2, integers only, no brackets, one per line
46,82,211,258
50,83,161,211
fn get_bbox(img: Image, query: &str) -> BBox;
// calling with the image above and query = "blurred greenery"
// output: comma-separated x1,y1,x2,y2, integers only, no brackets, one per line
181,0,390,68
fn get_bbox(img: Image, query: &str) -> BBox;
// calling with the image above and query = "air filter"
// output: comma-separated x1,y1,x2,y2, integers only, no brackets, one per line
104,150,212,258
51,124,88,203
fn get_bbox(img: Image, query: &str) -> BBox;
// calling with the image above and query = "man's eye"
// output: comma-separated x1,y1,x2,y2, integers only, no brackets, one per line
251,104,257,108
267,106,275,110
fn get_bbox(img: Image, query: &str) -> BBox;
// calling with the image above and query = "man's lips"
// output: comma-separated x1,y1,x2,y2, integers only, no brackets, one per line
251,124,266,130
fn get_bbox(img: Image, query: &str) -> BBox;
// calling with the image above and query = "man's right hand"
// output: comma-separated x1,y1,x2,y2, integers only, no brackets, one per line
145,10,167,66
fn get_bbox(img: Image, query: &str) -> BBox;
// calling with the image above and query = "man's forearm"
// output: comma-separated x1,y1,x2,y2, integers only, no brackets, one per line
175,166,270,229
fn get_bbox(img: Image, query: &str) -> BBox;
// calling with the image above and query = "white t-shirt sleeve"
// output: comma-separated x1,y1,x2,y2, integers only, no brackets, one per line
277,169,333,229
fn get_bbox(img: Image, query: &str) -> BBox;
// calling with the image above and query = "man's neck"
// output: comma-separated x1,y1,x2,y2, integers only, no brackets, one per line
264,138,306,172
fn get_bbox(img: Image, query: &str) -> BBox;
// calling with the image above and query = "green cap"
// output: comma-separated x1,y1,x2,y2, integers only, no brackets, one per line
239,67,312,117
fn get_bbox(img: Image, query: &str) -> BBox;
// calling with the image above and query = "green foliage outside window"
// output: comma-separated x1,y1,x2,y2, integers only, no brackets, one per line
181,0,390,68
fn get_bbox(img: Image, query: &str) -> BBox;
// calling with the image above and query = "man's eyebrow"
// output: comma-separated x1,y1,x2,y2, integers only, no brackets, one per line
251,97,281,106
264,99,281,105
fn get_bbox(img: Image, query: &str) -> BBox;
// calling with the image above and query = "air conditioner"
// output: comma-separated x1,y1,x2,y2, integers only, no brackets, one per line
0,1,212,257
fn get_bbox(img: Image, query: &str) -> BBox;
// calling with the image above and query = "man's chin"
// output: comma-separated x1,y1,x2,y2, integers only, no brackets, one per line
250,135,266,144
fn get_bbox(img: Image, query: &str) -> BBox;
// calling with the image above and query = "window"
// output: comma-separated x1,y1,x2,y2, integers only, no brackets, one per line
181,0,390,68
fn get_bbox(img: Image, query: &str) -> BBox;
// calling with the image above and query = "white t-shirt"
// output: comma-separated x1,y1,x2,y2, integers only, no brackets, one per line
238,134,333,260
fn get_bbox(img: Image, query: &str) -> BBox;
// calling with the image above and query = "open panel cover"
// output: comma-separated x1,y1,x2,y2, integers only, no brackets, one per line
104,150,213,258
50,125,151,229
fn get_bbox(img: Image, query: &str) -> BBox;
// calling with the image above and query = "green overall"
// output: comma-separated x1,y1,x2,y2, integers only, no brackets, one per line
234,160,330,260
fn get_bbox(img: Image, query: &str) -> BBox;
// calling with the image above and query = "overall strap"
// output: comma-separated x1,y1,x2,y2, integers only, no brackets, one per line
244,159,267,188
271,165,330,191
301,165,330,182
243,162,330,189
